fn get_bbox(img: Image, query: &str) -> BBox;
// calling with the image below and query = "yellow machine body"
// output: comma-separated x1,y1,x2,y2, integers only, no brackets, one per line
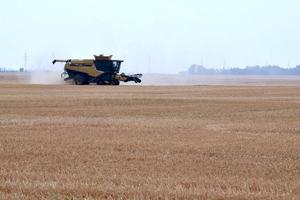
52,55,142,85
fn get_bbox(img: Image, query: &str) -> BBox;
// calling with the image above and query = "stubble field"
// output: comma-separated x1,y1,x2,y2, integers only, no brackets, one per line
0,81,300,199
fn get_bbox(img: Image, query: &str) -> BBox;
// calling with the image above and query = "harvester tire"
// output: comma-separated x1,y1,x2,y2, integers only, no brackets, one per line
112,80,120,85
74,74,88,85
97,80,105,85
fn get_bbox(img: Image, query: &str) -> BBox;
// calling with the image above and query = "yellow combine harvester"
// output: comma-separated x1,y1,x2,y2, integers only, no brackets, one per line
52,55,142,85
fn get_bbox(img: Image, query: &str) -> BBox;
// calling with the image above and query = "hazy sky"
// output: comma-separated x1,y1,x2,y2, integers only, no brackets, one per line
0,0,299,73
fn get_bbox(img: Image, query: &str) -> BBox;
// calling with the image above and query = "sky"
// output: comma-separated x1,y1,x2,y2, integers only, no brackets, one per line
0,0,300,73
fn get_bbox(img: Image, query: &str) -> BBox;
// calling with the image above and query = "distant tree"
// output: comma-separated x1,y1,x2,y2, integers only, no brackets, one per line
188,65,197,74
187,65,300,75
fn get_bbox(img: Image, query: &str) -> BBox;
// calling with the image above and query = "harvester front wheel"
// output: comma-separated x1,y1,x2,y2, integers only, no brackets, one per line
74,74,88,85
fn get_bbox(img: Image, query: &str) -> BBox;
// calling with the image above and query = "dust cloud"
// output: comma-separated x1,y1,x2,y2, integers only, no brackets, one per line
28,71,66,85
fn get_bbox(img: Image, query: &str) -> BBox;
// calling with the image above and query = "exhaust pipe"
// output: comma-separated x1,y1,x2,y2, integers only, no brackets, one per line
52,59,71,64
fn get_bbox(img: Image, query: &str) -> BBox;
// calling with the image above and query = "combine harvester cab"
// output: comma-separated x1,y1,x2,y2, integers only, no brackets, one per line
52,55,142,85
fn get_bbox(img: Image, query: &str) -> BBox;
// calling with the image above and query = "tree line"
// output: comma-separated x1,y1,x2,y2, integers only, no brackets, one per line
186,65,300,75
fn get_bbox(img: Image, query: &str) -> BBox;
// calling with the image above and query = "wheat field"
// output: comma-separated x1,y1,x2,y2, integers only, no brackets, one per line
0,84,299,199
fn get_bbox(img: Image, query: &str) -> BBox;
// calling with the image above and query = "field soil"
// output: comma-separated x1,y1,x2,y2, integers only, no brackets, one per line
0,79,299,199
